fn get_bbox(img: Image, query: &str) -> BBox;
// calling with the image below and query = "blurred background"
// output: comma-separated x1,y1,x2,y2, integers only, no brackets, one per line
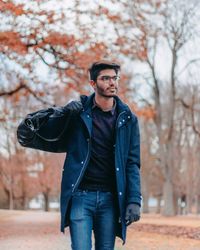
0,0,200,218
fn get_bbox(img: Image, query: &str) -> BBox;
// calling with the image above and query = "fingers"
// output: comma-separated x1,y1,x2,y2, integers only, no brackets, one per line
125,215,140,226
134,215,140,221
131,214,140,222
125,213,133,226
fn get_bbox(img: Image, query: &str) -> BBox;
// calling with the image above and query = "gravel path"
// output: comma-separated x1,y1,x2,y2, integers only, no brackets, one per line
0,210,200,250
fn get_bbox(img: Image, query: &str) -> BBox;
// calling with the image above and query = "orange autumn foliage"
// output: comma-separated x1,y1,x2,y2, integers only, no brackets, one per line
130,103,156,120
42,33,77,48
0,0,25,16
136,106,156,120
0,31,27,54
73,43,108,70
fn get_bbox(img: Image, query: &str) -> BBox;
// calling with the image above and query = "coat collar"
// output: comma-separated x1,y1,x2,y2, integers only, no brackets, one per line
114,95,131,114
80,93,132,116
80,93,134,131
80,93,94,115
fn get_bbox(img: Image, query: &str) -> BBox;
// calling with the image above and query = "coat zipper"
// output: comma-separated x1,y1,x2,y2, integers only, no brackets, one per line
72,111,126,193
114,110,126,221
115,111,126,131
72,138,91,193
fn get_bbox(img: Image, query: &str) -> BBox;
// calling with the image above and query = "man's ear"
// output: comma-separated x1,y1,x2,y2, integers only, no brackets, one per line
89,80,96,90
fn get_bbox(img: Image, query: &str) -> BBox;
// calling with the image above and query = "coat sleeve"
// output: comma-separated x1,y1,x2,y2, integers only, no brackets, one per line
17,101,81,153
126,115,142,206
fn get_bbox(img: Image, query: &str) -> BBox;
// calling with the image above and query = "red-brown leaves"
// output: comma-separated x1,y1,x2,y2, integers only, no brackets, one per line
42,33,76,48
0,1,25,16
137,106,156,120
130,103,156,120
0,31,27,54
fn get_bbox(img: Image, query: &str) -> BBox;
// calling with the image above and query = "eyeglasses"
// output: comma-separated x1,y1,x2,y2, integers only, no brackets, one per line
98,75,120,82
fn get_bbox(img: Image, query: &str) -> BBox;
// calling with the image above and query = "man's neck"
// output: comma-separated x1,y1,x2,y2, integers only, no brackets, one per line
94,95,114,111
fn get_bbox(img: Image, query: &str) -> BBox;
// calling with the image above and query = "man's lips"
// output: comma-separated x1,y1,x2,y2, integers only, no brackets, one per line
108,88,117,91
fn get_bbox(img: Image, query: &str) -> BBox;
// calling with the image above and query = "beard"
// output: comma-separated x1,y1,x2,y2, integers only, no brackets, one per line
95,84,118,98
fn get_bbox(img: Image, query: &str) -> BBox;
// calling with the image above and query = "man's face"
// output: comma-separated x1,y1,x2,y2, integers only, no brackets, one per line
91,69,120,98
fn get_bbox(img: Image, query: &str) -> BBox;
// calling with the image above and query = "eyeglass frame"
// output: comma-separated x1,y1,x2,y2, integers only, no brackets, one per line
97,75,120,83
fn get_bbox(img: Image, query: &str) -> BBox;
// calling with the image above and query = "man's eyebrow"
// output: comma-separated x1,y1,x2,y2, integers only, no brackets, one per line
98,74,117,77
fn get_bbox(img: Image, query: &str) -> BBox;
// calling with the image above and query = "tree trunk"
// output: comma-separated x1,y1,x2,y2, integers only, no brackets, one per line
186,193,193,214
162,179,175,216
43,193,49,211
3,188,10,209
173,192,178,215
9,187,14,210
141,176,149,213
156,195,162,214
22,195,28,210
178,195,186,215
195,195,200,214
142,192,149,213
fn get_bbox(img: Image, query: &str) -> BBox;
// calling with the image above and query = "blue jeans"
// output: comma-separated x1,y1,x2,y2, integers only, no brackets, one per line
69,190,118,250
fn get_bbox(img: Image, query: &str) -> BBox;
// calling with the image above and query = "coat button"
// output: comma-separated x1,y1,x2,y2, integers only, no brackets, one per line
119,192,122,196
71,184,74,187
87,115,90,118
116,168,119,171
81,161,84,164
128,116,130,119
122,119,125,122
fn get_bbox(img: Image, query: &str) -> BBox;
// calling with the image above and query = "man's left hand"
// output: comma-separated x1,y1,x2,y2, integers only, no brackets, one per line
125,203,140,226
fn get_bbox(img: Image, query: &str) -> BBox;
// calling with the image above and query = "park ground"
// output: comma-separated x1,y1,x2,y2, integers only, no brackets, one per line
0,209,200,250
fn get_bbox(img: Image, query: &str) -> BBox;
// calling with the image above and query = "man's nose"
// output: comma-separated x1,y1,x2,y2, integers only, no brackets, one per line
109,78,116,85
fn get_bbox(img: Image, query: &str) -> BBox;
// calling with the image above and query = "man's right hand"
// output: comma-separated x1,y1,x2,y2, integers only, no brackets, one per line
63,100,83,114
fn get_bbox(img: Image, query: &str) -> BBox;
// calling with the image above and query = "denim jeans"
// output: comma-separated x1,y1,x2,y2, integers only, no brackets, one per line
69,190,118,250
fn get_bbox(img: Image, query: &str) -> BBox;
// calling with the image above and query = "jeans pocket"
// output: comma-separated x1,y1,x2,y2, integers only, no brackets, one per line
70,195,84,221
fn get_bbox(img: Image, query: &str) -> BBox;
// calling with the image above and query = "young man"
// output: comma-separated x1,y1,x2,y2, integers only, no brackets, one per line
17,60,142,250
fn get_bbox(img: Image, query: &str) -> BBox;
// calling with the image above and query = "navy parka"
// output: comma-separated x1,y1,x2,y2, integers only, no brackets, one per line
17,93,141,243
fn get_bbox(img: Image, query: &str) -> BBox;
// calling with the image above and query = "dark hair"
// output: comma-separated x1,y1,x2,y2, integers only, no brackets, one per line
88,60,120,82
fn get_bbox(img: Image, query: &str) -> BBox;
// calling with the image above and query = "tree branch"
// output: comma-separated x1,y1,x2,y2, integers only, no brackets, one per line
0,82,53,106
175,58,200,78
0,83,26,97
